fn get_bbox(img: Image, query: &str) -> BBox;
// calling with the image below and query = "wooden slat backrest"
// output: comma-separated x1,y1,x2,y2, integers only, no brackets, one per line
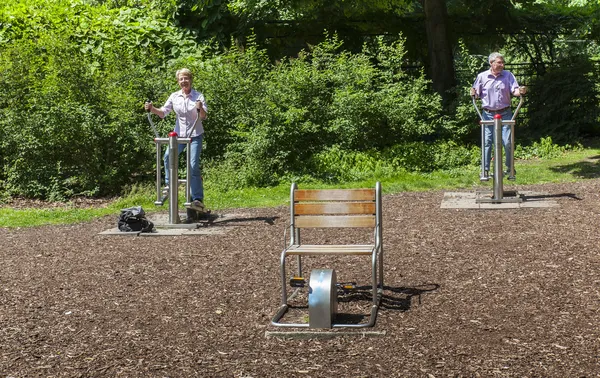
294,202,376,215
293,188,377,229
295,189,375,201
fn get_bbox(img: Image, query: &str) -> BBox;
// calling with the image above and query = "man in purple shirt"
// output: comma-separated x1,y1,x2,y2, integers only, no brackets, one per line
471,52,527,180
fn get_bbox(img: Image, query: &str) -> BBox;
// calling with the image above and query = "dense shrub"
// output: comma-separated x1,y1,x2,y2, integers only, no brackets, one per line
184,35,449,189
309,141,479,183
515,136,582,160
1,1,598,200
522,58,599,143
0,1,193,199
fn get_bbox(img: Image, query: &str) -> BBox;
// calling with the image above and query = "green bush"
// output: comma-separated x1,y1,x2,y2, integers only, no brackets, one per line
0,1,194,199
515,136,582,160
188,35,451,188
310,141,480,183
2,1,598,200
524,58,599,143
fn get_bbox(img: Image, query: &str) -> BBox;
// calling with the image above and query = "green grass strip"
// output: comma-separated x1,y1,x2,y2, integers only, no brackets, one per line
1,146,598,228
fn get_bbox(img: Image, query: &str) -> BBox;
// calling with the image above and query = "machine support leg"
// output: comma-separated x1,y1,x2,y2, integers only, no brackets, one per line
493,116,504,201
185,146,191,206
510,124,515,178
155,141,162,205
168,132,180,224
480,121,486,178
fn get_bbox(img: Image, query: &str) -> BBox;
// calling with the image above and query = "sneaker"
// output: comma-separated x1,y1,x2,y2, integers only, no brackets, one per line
162,186,169,196
504,169,517,180
480,170,490,181
190,199,206,212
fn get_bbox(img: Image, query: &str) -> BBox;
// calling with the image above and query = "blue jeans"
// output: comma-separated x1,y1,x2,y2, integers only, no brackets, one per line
483,108,513,171
164,134,204,201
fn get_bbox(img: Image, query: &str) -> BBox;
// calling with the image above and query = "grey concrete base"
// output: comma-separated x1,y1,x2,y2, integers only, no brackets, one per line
441,191,560,209
99,212,231,236
98,227,226,236
265,330,386,339
98,229,142,236
149,212,210,228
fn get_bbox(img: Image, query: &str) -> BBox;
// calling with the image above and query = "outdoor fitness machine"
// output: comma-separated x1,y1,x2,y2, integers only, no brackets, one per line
153,132,192,224
472,95,524,204
146,102,202,226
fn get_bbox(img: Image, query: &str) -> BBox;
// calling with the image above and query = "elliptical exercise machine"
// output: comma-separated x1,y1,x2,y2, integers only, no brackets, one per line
146,101,210,226
472,95,524,204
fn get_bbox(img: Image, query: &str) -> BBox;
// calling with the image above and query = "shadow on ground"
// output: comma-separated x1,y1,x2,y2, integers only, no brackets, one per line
550,155,600,179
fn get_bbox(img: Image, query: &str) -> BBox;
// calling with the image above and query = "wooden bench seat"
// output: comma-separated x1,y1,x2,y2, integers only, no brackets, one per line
285,244,375,255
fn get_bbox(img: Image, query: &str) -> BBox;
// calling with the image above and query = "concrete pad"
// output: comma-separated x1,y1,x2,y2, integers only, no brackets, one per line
139,228,189,236
99,212,235,236
182,228,228,235
479,202,520,209
444,191,476,199
98,228,140,236
265,330,386,339
147,212,201,228
441,190,559,209
521,200,560,208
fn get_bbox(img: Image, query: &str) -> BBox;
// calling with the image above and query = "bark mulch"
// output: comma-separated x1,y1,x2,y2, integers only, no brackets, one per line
1,180,600,377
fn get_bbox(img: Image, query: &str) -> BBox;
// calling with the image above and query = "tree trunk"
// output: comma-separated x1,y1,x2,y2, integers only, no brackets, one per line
423,0,455,104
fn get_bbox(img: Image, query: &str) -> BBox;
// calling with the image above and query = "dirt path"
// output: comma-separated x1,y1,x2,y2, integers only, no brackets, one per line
1,180,600,377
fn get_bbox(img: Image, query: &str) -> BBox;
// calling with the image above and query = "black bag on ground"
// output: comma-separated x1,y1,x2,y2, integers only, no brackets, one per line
118,206,154,232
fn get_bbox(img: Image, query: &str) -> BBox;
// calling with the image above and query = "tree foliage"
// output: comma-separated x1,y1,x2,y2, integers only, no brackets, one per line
188,34,446,188
0,0,598,200
0,0,194,199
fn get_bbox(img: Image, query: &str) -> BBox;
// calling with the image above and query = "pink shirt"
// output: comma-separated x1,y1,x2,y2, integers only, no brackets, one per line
472,69,519,111
159,89,207,138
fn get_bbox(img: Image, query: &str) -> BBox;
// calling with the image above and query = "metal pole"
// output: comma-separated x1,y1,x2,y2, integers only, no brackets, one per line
145,102,160,139
155,140,162,205
472,96,488,181
186,145,191,205
493,115,503,200
508,96,524,180
509,123,515,179
375,181,383,290
481,121,485,179
168,131,180,224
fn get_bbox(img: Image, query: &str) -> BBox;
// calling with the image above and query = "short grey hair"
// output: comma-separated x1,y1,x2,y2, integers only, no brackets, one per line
176,68,193,81
488,52,504,64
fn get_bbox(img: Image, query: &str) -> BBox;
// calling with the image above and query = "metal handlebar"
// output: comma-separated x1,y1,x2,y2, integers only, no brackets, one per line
471,95,524,122
471,95,483,120
145,100,160,139
511,95,524,121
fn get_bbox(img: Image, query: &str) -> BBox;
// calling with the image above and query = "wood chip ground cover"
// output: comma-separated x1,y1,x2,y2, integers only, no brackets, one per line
1,180,599,377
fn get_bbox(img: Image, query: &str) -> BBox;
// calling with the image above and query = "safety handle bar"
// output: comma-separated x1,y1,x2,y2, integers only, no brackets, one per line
511,95,524,121
471,94,525,122
471,95,483,120
145,99,160,139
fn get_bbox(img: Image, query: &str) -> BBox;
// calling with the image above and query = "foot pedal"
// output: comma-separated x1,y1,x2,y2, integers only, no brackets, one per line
186,208,211,223
337,282,357,291
289,276,306,288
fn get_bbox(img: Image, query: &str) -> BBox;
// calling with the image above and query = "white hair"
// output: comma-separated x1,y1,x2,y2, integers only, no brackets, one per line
176,68,193,81
488,52,504,64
